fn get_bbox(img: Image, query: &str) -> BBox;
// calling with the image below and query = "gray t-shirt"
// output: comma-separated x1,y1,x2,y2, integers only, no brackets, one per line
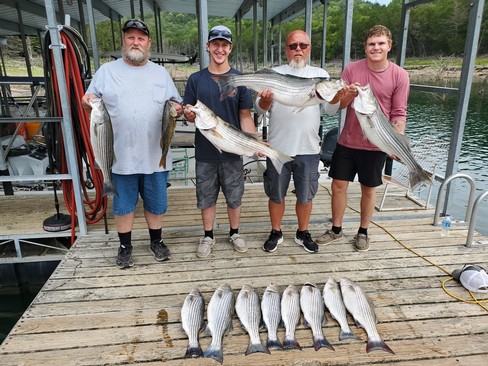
86,58,182,174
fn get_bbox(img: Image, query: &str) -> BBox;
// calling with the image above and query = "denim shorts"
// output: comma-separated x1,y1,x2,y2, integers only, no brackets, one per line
112,171,169,216
264,154,320,205
328,143,387,187
195,159,244,209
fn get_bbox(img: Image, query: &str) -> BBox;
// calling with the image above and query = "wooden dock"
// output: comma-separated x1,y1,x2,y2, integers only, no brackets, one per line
2,181,488,365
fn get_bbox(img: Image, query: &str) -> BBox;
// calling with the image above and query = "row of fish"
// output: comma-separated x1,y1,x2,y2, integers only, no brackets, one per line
180,278,394,364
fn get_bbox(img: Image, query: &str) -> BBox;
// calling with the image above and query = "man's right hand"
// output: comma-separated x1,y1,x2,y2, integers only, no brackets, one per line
81,93,96,113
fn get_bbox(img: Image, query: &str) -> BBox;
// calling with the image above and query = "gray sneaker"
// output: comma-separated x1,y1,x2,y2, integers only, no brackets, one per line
197,236,215,258
229,233,248,253
355,233,370,252
316,229,344,245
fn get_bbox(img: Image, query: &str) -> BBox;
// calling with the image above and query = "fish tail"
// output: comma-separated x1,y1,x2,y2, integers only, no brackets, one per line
211,75,237,100
266,337,283,350
103,182,117,197
203,344,224,364
245,341,270,355
366,337,395,354
269,151,293,174
339,329,361,341
409,167,433,190
283,336,302,350
159,155,167,169
313,336,335,351
184,344,203,358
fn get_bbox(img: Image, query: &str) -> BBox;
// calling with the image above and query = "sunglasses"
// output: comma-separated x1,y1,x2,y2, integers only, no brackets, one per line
208,29,232,41
287,43,310,50
123,19,149,34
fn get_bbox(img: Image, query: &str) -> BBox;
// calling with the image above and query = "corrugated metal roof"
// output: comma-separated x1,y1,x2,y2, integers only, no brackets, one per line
0,0,314,37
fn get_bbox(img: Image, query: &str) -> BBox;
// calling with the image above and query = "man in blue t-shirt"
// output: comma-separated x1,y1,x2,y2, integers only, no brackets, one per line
183,25,256,258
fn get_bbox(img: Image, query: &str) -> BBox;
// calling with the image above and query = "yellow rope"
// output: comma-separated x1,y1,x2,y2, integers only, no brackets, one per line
319,183,488,311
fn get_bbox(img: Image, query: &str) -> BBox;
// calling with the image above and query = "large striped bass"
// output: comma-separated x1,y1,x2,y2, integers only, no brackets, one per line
181,288,205,358
235,284,270,355
189,100,293,174
323,277,360,341
340,277,395,354
353,85,433,189
212,68,345,108
300,282,335,351
261,282,283,350
204,284,235,364
89,98,116,196
281,284,301,350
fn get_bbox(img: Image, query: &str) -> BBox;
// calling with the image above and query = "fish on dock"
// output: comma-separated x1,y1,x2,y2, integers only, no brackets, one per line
340,277,395,354
322,277,360,341
212,68,345,108
235,284,270,356
89,97,117,196
189,100,293,174
280,284,302,350
261,283,283,350
203,284,235,364
300,282,335,351
180,288,205,358
160,99,179,168
353,84,433,189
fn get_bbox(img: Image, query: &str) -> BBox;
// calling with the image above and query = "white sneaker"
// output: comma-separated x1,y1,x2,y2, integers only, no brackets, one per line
197,236,215,258
229,233,248,253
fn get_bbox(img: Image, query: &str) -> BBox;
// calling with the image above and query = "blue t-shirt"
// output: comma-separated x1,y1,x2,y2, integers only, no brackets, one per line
183,67,253,162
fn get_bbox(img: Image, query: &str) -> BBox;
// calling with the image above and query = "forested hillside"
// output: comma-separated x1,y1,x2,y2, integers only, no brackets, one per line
3,0,488,63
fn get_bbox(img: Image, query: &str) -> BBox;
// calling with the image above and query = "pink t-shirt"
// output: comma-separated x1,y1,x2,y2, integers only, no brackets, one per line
338,58,410,151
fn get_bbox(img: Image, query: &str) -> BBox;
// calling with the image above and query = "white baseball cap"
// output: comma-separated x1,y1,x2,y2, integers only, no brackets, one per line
452,264,488,293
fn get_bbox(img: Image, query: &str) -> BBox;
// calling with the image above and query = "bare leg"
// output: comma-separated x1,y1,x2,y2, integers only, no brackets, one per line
296,200,312,231
115,212,135,233
331,179,349,227
227,206,241,230
359,184,377,229
269,199,285,231
201,206,216,231
144,210,163,230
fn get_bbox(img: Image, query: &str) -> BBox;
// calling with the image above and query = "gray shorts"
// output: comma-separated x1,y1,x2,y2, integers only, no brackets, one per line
196,159,244,209
264,154,320,205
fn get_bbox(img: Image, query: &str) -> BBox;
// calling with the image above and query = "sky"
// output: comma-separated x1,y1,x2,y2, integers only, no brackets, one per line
365,0,392,5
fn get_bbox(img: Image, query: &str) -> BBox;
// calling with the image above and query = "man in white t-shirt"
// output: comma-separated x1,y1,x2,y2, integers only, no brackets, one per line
82,19,183,268
255,30,347,254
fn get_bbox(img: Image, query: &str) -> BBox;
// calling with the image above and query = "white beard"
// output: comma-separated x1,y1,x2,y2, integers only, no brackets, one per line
122,46,150,65
289,59,306,69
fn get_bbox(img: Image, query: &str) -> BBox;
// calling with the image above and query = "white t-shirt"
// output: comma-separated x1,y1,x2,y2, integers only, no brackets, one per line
255,64,338,156
86,59,182,174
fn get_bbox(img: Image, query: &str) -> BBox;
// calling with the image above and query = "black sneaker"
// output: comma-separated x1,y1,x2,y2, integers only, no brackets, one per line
116,245,134,269
263,229,283,252
295,230,319,253
150,239,171,261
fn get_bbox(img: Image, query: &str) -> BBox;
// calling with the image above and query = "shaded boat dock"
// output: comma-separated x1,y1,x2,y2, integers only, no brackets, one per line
1,181,488,365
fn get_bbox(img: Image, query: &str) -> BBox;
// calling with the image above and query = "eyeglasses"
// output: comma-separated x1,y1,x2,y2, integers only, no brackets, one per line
123,19,149,35
287,43,310,50
208,29,232,41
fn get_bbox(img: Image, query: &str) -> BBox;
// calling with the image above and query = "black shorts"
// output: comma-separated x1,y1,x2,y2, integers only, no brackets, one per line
328,143,387,187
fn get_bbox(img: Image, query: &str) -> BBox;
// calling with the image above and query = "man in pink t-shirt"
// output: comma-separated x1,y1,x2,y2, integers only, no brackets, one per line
316,25,410,251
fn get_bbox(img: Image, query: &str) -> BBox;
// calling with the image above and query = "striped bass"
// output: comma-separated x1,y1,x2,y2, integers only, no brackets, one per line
160,99,179,168
89,98,117,196
189,100,293,174
204,284,235,364
212,68,345,108
261,282,283,350
235,284,270,355
353,85,433,189
181,288,205,358
323,277,360,341
281,284,301,350
340,277,395,354
300,282,335,351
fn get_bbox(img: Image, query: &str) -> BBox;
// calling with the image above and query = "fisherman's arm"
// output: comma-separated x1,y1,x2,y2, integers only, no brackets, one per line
239,109,256,135
183,105,196,123
81,93,97,113
391,119,406,134
339,83,360,109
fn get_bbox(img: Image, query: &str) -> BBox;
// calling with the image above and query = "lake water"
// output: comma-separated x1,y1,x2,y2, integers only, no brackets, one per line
323,81,488,237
